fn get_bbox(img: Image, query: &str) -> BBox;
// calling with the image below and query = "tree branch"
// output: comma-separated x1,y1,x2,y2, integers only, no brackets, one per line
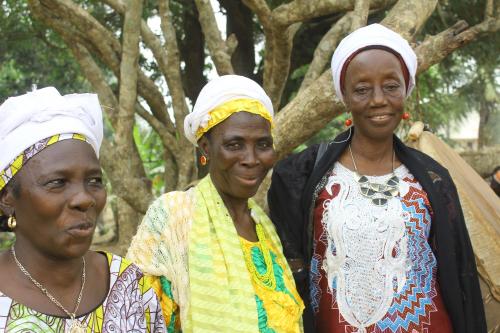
158,0,191,131
116,0,142,143
382,0,438,39
272,0,395,27
100,140,153,214
69,43,119,125
350,0,370,30
416,17,500,73
135,104,179,154
102,0,181,134
274,70,343,159
242,0,274,90
266,23,301,110
30,0,170,126
194,0,234,75
158,0,197,188
299,12,354,92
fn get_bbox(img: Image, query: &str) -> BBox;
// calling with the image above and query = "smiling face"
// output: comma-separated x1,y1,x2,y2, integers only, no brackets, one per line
343,49,406,141
0,140,106,259
199,111,276,200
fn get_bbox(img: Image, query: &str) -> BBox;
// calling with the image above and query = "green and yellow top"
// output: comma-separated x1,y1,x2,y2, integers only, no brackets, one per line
127,175,304,333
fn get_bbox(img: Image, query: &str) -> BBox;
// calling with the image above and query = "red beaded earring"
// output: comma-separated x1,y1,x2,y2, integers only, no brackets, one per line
402,112,410,120
345,118,352,127
200,155,208,166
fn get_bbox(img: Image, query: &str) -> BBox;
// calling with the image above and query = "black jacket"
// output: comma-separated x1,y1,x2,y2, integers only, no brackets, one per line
268,129,486,333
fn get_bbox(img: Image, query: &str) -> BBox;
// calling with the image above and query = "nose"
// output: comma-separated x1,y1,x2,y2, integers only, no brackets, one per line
241,147,259,167
68,184,96,212
371,85,386,106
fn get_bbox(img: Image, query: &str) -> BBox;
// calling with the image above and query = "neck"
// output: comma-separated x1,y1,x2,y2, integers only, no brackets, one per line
218,192,250,221
350,132,394,162
348,131,395,175
12,237,84,290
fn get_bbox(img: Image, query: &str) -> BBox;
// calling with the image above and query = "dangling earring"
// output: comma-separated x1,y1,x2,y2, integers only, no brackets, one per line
7,215,16,230
200,155,208,166
402,112,410,120
345,118,352,127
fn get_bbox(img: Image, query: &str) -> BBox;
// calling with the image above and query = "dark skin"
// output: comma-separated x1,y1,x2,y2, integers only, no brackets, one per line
0,140,109,317
198,111,276,242
339,49,406,175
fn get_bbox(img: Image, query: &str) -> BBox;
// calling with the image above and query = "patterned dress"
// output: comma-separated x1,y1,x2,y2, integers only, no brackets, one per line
310,163,453,333
0,252,166,332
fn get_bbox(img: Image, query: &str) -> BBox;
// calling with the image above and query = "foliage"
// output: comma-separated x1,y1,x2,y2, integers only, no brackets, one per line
0,232,15,251
0,0,89,101
133,122,166,195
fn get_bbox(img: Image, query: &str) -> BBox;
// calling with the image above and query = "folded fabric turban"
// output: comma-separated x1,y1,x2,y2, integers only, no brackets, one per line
184,75,274,146
331,23,418,104
0,87,103,191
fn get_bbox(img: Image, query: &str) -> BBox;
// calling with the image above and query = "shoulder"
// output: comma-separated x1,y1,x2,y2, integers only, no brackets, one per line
99,252,140,276
141,190,194,233
273,144,320,179
403,145,453,182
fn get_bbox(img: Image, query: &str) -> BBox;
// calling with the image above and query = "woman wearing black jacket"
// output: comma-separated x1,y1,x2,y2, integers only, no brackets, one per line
268,23,486,333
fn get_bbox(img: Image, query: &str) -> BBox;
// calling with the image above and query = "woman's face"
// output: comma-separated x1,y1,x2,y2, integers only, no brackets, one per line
343,49,406,141
0,140,106,259
199,111,276,200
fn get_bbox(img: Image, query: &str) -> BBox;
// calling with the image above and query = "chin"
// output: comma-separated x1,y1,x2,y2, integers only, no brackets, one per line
239,189,260,200
63,237,93,258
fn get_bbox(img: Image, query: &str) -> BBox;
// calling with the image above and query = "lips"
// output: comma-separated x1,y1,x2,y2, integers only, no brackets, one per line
367,113,394,124
66,222,95,238
235,175,261,187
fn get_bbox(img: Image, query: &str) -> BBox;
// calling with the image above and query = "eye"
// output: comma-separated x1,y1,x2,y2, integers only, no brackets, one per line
384,83,400,91
257,139,273,150
44,179,66,188
88,177,104,187
354,86,370,95
224,142,242,150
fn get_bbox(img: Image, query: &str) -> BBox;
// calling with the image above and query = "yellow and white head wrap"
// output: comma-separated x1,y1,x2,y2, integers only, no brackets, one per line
0,87,103,192
184,75,274,146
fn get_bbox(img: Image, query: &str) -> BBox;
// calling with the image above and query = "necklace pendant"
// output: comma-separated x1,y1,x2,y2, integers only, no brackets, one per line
69,319,86,333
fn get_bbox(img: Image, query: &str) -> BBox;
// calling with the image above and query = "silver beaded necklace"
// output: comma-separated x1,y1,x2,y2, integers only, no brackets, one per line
11,246,87,333
348,144,400,206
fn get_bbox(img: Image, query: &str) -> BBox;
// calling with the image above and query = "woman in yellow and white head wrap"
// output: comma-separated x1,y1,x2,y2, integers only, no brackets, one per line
0,87,166,332
128,75,304,333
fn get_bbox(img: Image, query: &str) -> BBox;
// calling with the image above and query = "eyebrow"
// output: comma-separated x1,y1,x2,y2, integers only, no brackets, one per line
222,133,273,142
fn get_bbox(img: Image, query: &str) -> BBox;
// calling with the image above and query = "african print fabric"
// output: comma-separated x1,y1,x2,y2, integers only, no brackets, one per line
310,163,453,333
127,175,304,333
0,133,87,192
0,252,166,332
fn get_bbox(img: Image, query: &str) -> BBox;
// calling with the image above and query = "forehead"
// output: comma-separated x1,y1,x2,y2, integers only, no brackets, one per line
21,140,100,177
345,49,404,81
211,112,272,139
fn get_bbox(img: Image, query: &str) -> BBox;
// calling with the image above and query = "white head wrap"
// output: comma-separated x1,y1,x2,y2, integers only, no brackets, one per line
0,87,103,173
184,75,274,146
331,23,418,104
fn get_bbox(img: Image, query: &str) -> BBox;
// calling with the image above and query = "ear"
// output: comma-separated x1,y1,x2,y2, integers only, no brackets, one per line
0,187,16,217
198,136,210,158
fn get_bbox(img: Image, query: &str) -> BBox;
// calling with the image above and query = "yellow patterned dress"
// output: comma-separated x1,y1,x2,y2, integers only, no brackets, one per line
0,252,166,332
127,175,304,333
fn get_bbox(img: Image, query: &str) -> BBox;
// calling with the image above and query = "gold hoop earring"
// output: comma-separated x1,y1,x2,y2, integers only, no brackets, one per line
7,215,16,229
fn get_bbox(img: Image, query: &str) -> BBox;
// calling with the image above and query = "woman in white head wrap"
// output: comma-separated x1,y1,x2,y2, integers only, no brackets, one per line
127,75,304,333
0,87,166,332
268,24,486,333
